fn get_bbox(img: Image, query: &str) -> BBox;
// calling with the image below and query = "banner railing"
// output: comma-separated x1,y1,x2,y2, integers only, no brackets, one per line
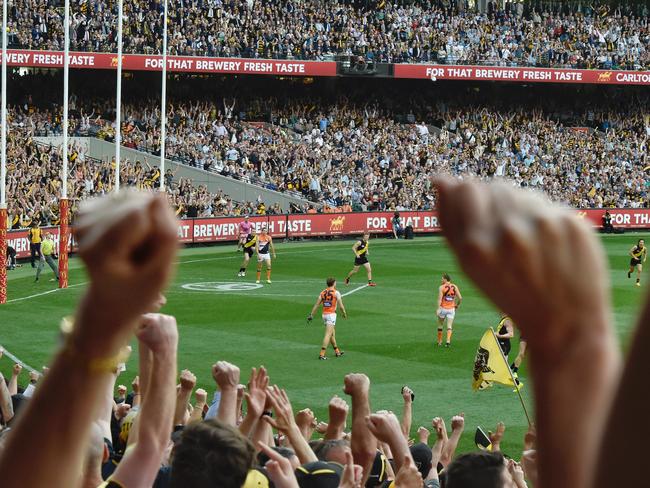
6,208,649,259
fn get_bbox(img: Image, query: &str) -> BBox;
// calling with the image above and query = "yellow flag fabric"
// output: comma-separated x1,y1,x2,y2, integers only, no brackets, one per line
472,328,516,391
587,187,596,198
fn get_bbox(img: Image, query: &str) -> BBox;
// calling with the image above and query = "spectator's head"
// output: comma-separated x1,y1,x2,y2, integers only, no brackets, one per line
410,442,433,479
256,445,300,470
327,277,336,288
170,419,254,488
312,439,349,465
445,451,514,488
295,461,343,488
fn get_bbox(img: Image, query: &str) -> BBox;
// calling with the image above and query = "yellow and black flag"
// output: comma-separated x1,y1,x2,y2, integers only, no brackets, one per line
472,328,516,391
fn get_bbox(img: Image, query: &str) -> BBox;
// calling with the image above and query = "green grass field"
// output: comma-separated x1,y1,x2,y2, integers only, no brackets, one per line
2,234,648,457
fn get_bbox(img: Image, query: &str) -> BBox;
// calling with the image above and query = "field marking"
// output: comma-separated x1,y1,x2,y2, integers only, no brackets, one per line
6,281,88,304
341,284,369,297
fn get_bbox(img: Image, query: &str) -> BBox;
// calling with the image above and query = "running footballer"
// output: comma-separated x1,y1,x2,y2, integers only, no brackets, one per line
344,232,376,286
628,239,647,287
308,277,347,360
237,233,257,277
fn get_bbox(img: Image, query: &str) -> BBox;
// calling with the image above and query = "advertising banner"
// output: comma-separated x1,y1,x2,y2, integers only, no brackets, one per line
394,64,650,86
3,50,336,77
6,209,649,259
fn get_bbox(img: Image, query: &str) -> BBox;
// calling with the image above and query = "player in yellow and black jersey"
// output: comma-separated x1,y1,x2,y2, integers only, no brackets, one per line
237,233,257,277
628,239,647,286
344,232,376,287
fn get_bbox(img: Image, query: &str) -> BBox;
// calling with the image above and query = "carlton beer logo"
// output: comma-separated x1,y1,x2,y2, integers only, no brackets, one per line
110,56,125,67
598,71,613,82
576,211,587,219
329,216,345,231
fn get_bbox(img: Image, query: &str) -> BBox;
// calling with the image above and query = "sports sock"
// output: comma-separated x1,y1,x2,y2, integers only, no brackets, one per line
239,267,245,273
437,329,443,343
256,271,261,281
637,278,641,283
511,364,519,373
266,269,271,280
446,329,453,344
320,348,326,357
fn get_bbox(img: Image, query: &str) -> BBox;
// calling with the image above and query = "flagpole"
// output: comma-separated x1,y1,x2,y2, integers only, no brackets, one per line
58,0,70,289
114,0,123,192
0,0,7,304
490,328,532,426
159,0,168,192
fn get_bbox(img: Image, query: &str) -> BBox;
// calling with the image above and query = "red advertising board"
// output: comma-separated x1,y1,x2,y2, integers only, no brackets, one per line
394,64,650,86
579,208,650,228
6,209,649,258
192,215,285,242
3,50,336,77
286,211,440,237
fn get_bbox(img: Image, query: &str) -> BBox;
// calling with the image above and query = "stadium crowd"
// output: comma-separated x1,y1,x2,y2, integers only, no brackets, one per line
0,180,640,487
6,0,650,69
3,72,648,225
3,108,277,229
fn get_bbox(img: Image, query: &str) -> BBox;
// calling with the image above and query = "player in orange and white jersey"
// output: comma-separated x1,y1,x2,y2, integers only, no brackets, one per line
255,225,276,284
436,273,462,347
308,277,347,360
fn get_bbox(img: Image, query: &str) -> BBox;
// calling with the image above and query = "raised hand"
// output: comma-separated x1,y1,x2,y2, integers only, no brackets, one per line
195,388,208,404
179,369,197,392
211,361,241,391
135,314,179,355
12,364,23,376
417,426,430,444
295,408,317,435
245,367,269,418
489,422,506,451
339,449,363,488
325,395,349,440
263,386,296,434
450,413,465,432
75,191,178,347
343,373,370,397
366,412,404,445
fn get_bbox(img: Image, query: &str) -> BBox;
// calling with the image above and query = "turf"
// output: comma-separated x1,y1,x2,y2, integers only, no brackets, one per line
2,234,648,457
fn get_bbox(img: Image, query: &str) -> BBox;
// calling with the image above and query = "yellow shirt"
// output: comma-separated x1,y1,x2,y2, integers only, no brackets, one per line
41,239,55,256
28,228,42,243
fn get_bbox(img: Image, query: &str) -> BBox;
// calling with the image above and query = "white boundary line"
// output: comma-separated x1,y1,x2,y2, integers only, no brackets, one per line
341,284,369,297
6,281,88,303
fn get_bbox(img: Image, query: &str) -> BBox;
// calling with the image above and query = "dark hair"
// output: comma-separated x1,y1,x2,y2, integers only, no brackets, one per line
170,419,254,488
394,212,400,217
442,273,451,282
257,446,296,467
327,277,336,287
639,239,645,245
445,451,505,488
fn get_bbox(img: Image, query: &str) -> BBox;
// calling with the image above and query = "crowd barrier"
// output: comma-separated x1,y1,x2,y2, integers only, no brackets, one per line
6,209,650,259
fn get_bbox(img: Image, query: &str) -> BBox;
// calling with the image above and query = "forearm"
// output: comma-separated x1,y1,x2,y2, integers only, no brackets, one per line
532,328,620,488
441,431,461,466
286,425,318,464
189,400,206,423
239,411,259,438
96,372,119,440
136,350,177,449
325,419,345,440
8,374,18,396
386,434,413,474
217,387,238,426
251,415,274,451
400,401,412,438
174,387,193,426
0,377,14,425
350,394,377,483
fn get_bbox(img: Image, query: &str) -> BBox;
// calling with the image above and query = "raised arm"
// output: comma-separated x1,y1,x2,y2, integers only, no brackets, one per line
174,369,197,427
435,178,620,488
324,395,349,440
0,373,14,426
343,374,377,485
400,386,413,438
212,361,241,427
238,367,269,437
366,412,414,474
0,191,178,488
110,313,179,487
8,364,22,396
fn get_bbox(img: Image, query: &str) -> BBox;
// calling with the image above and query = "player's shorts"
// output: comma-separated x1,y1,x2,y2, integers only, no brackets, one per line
354,255,369,266
258,253,271,262
499,340,511,356
437,307,455,320
244,247,254,258
322,313,337,326
631,258,642,267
